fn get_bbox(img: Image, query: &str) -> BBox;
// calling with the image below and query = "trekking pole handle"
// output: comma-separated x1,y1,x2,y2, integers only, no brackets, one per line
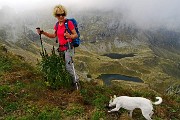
64,29,72,40
36,27,42,44
36,27,41,34
36,27,41,36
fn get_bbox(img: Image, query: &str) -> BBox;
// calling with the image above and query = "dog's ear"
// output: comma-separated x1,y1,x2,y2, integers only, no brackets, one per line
113,95,117,98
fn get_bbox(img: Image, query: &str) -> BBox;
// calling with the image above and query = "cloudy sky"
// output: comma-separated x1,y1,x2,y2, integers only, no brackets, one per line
0,0,180,29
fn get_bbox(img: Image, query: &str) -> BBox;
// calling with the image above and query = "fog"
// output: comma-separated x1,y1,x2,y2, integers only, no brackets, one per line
0,0,180,30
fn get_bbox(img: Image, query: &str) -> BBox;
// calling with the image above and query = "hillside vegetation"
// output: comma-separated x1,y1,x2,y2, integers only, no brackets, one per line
0,44,179,120
0,8,180,119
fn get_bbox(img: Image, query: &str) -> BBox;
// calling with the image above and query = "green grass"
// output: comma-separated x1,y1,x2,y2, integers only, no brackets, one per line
63,104,84,117
0,55,13,75
91,110,106,120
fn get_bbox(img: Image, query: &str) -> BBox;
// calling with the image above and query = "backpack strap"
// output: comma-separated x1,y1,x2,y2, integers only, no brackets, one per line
55,22,59,43
64,19,72,34
64,19,76,52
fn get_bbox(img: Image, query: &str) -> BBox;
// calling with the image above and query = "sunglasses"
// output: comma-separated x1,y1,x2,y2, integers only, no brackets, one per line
55,13,66,17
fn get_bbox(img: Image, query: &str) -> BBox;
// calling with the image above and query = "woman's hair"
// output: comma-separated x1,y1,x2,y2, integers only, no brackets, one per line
53,5,67,17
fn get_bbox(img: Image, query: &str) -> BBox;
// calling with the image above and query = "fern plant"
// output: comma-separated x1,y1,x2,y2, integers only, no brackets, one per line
40,46,72,89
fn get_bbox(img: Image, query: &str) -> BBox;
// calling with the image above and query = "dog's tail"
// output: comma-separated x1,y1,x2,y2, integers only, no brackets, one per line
153,97,162,105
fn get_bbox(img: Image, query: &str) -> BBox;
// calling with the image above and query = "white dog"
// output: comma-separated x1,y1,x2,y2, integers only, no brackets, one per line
108,95,162,120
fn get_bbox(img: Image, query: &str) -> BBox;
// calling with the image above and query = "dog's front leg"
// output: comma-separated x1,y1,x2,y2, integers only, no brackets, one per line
108,104,121,112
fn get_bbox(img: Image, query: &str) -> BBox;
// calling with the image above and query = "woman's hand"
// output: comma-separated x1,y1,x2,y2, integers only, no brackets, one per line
36,27,43,35
64,31,71,39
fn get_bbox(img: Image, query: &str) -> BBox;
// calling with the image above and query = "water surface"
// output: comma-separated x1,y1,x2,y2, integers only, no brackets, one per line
103,53,135,59
97,74,143,85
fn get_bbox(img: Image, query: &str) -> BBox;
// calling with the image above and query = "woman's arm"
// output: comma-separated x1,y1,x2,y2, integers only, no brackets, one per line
36,28,56,38
70,29,78,39
41,30,56,38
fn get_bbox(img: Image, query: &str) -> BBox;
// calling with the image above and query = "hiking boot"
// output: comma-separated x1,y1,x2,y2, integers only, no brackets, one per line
73,81,81,90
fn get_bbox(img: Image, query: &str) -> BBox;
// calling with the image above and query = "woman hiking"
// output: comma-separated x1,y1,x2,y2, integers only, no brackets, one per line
36,4,80,90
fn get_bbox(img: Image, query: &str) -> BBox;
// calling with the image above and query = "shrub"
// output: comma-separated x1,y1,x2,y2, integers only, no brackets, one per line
39,46,72,89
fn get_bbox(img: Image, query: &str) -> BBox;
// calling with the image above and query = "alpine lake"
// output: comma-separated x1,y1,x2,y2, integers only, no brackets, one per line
97,53,143,85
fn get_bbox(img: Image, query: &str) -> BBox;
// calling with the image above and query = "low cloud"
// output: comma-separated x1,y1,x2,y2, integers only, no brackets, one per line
67,0,180,30
0,0,180,30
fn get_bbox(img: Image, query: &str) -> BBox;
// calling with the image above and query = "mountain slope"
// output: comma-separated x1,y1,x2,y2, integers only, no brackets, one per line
0,8,180,119
0,45,179,119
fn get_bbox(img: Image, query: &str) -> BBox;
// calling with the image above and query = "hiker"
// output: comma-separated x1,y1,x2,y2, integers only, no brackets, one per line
36,4,79,88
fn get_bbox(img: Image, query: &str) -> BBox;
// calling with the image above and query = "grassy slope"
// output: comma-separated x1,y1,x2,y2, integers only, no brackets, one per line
75,42,180,94
0,44,179,120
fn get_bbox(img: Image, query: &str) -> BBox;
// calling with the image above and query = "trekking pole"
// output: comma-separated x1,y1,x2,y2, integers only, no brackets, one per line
64,26,80,90
36,27,44,54
67,39,79,90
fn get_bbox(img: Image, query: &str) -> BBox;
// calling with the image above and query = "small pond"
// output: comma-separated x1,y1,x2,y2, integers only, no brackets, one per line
102,53,135,59
97,74,143,85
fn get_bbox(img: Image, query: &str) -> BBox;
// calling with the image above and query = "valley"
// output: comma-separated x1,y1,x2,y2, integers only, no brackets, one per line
1,8,180,95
